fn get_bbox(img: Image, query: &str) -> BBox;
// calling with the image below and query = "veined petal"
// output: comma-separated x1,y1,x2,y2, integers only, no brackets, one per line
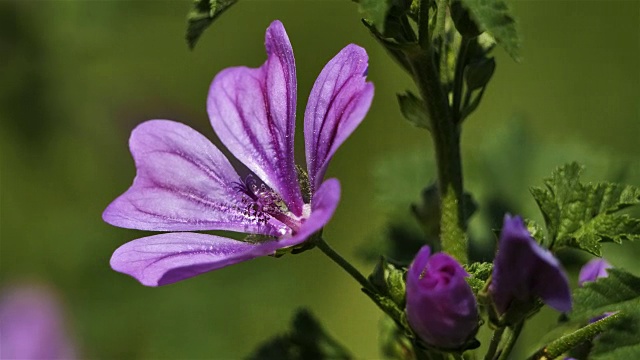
103,120,287,236
207,20,303,215
304,44,374,192
110,180,340,287
110,232,289,286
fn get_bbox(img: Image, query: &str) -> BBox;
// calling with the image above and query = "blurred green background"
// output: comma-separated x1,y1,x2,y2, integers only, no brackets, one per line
1,0,638,358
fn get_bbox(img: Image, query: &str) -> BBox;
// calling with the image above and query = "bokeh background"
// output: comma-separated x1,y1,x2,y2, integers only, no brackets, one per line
1,0,638,358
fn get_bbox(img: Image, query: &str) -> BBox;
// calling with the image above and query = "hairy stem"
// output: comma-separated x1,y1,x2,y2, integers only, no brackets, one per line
316,238,375,293
408,47,468,263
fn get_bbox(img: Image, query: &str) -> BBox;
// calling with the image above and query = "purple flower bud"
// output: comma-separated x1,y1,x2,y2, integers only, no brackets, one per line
490,215,572,315
406,246,479,349
578,258,612,286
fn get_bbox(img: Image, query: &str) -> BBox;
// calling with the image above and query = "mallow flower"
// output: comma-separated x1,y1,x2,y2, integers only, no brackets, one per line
490,214,572,315
103,20,374,286
0,285,76,359
406,246,479,349
578,258,612,286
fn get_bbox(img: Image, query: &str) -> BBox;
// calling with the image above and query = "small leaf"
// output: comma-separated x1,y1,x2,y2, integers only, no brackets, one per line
530,162,640,255
568,269,640,359
186,0,239,50
248,309,352,360
464,56,495,91
397,91,430,130
359,0,393,33
459,0,521,61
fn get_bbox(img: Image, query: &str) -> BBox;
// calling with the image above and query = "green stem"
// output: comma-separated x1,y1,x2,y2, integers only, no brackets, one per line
497,322,524,360
316,238,375,293
484,326,506,360
434,0,448,42
418,0,430,50
408,48,468,263
528,312,623,360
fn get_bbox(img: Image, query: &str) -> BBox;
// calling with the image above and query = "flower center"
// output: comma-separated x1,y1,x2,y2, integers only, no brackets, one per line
233,175,303,233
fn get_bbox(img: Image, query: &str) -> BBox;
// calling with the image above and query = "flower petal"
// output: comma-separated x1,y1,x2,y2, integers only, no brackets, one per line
207,20,303,215
491,215,572,314
103,120,288,236
579,258,612,286
286,178,341,244
304,44,374,191
110,232,289,286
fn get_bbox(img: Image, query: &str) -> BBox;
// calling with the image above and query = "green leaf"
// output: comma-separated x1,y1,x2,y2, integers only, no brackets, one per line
464,261,492,294
459,0,521,61
530,162,640,255
359,0,393,33
186,0,238,50
248,309,352,360
568,269,640,359
397,91,430,130
523,218,547,247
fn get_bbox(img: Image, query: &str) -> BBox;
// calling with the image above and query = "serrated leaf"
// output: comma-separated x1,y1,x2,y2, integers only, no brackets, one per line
397,91,430,130
530,162,640,255
186,0,238,49
569,269,640,359
459,0,521,61
464,261,492,294
359,0,393,33
248,309,352,360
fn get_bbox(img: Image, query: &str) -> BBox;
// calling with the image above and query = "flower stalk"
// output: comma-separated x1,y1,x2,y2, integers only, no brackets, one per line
316,238,376,294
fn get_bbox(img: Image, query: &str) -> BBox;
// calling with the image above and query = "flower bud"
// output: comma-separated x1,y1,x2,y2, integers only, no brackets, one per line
406,246,479,349
578,258,612,286
490,215,572,315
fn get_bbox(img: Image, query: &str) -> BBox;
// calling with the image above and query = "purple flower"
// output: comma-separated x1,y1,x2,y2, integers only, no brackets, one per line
406,246,479,349
103,20,374,286
490,215,572,315
579,258,612,286
0,285,76,359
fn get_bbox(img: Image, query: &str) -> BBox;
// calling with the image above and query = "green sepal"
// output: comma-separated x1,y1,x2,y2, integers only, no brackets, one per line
531,162,640,255
368,257,407,308
247,308,352,360
186,0,239,49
